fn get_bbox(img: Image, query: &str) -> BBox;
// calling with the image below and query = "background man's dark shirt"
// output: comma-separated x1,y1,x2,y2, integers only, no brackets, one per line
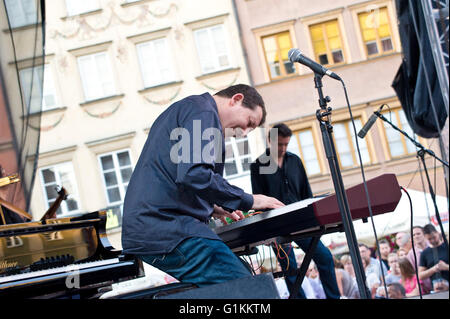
250,149,312,204
122,93,253,255
419,242,449,282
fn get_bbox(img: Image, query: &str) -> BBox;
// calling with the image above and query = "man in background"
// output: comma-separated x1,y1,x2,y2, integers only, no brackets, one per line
419,224,449,292
250,123,340,299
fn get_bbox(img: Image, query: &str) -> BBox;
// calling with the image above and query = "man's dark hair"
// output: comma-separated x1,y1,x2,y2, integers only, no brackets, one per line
214,84,266,125
423,223,437,235
388,282,406,297
358,243,369,249
379,239,389,246
271,123,292,138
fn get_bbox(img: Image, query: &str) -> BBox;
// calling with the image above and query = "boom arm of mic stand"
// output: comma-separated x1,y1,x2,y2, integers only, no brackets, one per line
376,112,449,167
375,112,449,250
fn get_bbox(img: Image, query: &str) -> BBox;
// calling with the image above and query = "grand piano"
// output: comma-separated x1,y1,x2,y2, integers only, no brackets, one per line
0,210,143,299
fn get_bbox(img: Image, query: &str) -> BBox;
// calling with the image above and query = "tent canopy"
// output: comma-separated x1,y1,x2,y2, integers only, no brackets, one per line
321,188,449,254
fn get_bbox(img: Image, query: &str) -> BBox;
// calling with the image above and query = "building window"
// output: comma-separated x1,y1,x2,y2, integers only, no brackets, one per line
19,65,43,114
77,52,115,102
19,64,58,113
262,31,296,79
193,24,231,74
41,65,58,110
358,7,394,57
334,119,371,168
5,0,37,28
65,0,100,16
98,150,133,206
136,37,176,88
288,129,322,176
224,137,252,178
382,108,416,157
309,19,345,66
39,162,81,216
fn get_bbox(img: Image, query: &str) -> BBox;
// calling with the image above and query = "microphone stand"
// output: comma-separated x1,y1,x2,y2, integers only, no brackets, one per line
374,111,449,250
312,73,371,299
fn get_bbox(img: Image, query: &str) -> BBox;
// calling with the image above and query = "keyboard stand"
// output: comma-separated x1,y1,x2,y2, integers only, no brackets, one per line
289,229,323,299
239,224,344,299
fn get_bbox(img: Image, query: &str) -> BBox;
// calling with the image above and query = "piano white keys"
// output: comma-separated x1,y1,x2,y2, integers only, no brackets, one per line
0,258,119,284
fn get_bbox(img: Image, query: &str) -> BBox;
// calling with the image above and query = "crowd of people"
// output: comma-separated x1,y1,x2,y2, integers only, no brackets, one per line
265,224,449,299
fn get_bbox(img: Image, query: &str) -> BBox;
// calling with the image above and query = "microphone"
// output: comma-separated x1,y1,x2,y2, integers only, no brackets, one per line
357,105,384,138
288,48,341,81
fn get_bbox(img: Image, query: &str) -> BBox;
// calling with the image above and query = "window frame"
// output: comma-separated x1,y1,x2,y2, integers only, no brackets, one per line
41,64,59,111
379,107,418,159
356,6,395,58
97,148,133,206
223,136,253,179
193,23,232,75
349,0,401,60
291,128,323,177
77,51,116,102
252,19,298,82
333,118,373,169
136,36,177,88
300,8,351,70
5,0,37,28
18,64,44,114
39,161,81,217
308,19,347,67
261,31,296,80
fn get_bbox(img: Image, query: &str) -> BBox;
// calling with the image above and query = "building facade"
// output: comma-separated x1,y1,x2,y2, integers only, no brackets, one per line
20,0,265,248
6,0,447,250
233,0,447,201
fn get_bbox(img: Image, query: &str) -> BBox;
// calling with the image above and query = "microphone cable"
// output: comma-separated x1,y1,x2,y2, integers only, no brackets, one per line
339,79,389,298
401,186,424,299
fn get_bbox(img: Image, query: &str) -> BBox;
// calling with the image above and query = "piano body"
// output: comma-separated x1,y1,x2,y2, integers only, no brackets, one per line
0,210,143,298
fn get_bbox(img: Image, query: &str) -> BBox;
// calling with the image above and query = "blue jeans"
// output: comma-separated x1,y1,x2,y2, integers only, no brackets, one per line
138,237,252,287
275,238,340,299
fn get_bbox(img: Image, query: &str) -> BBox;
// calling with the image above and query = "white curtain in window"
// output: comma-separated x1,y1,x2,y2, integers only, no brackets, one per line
334,123,354,167
350,119,371,165
5,0,37,28
77,52,115,101
19,65,44,113
194,24,230,74
99,150,132,205
136,38,175,88
298,130,321,175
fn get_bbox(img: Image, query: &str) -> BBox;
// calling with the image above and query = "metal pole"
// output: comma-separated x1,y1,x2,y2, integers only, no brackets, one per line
313,73,370,299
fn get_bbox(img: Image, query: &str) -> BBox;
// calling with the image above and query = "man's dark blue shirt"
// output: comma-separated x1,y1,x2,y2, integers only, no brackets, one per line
121,93,253,255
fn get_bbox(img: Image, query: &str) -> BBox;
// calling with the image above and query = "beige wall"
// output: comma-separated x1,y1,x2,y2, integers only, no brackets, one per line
28,0,260,228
